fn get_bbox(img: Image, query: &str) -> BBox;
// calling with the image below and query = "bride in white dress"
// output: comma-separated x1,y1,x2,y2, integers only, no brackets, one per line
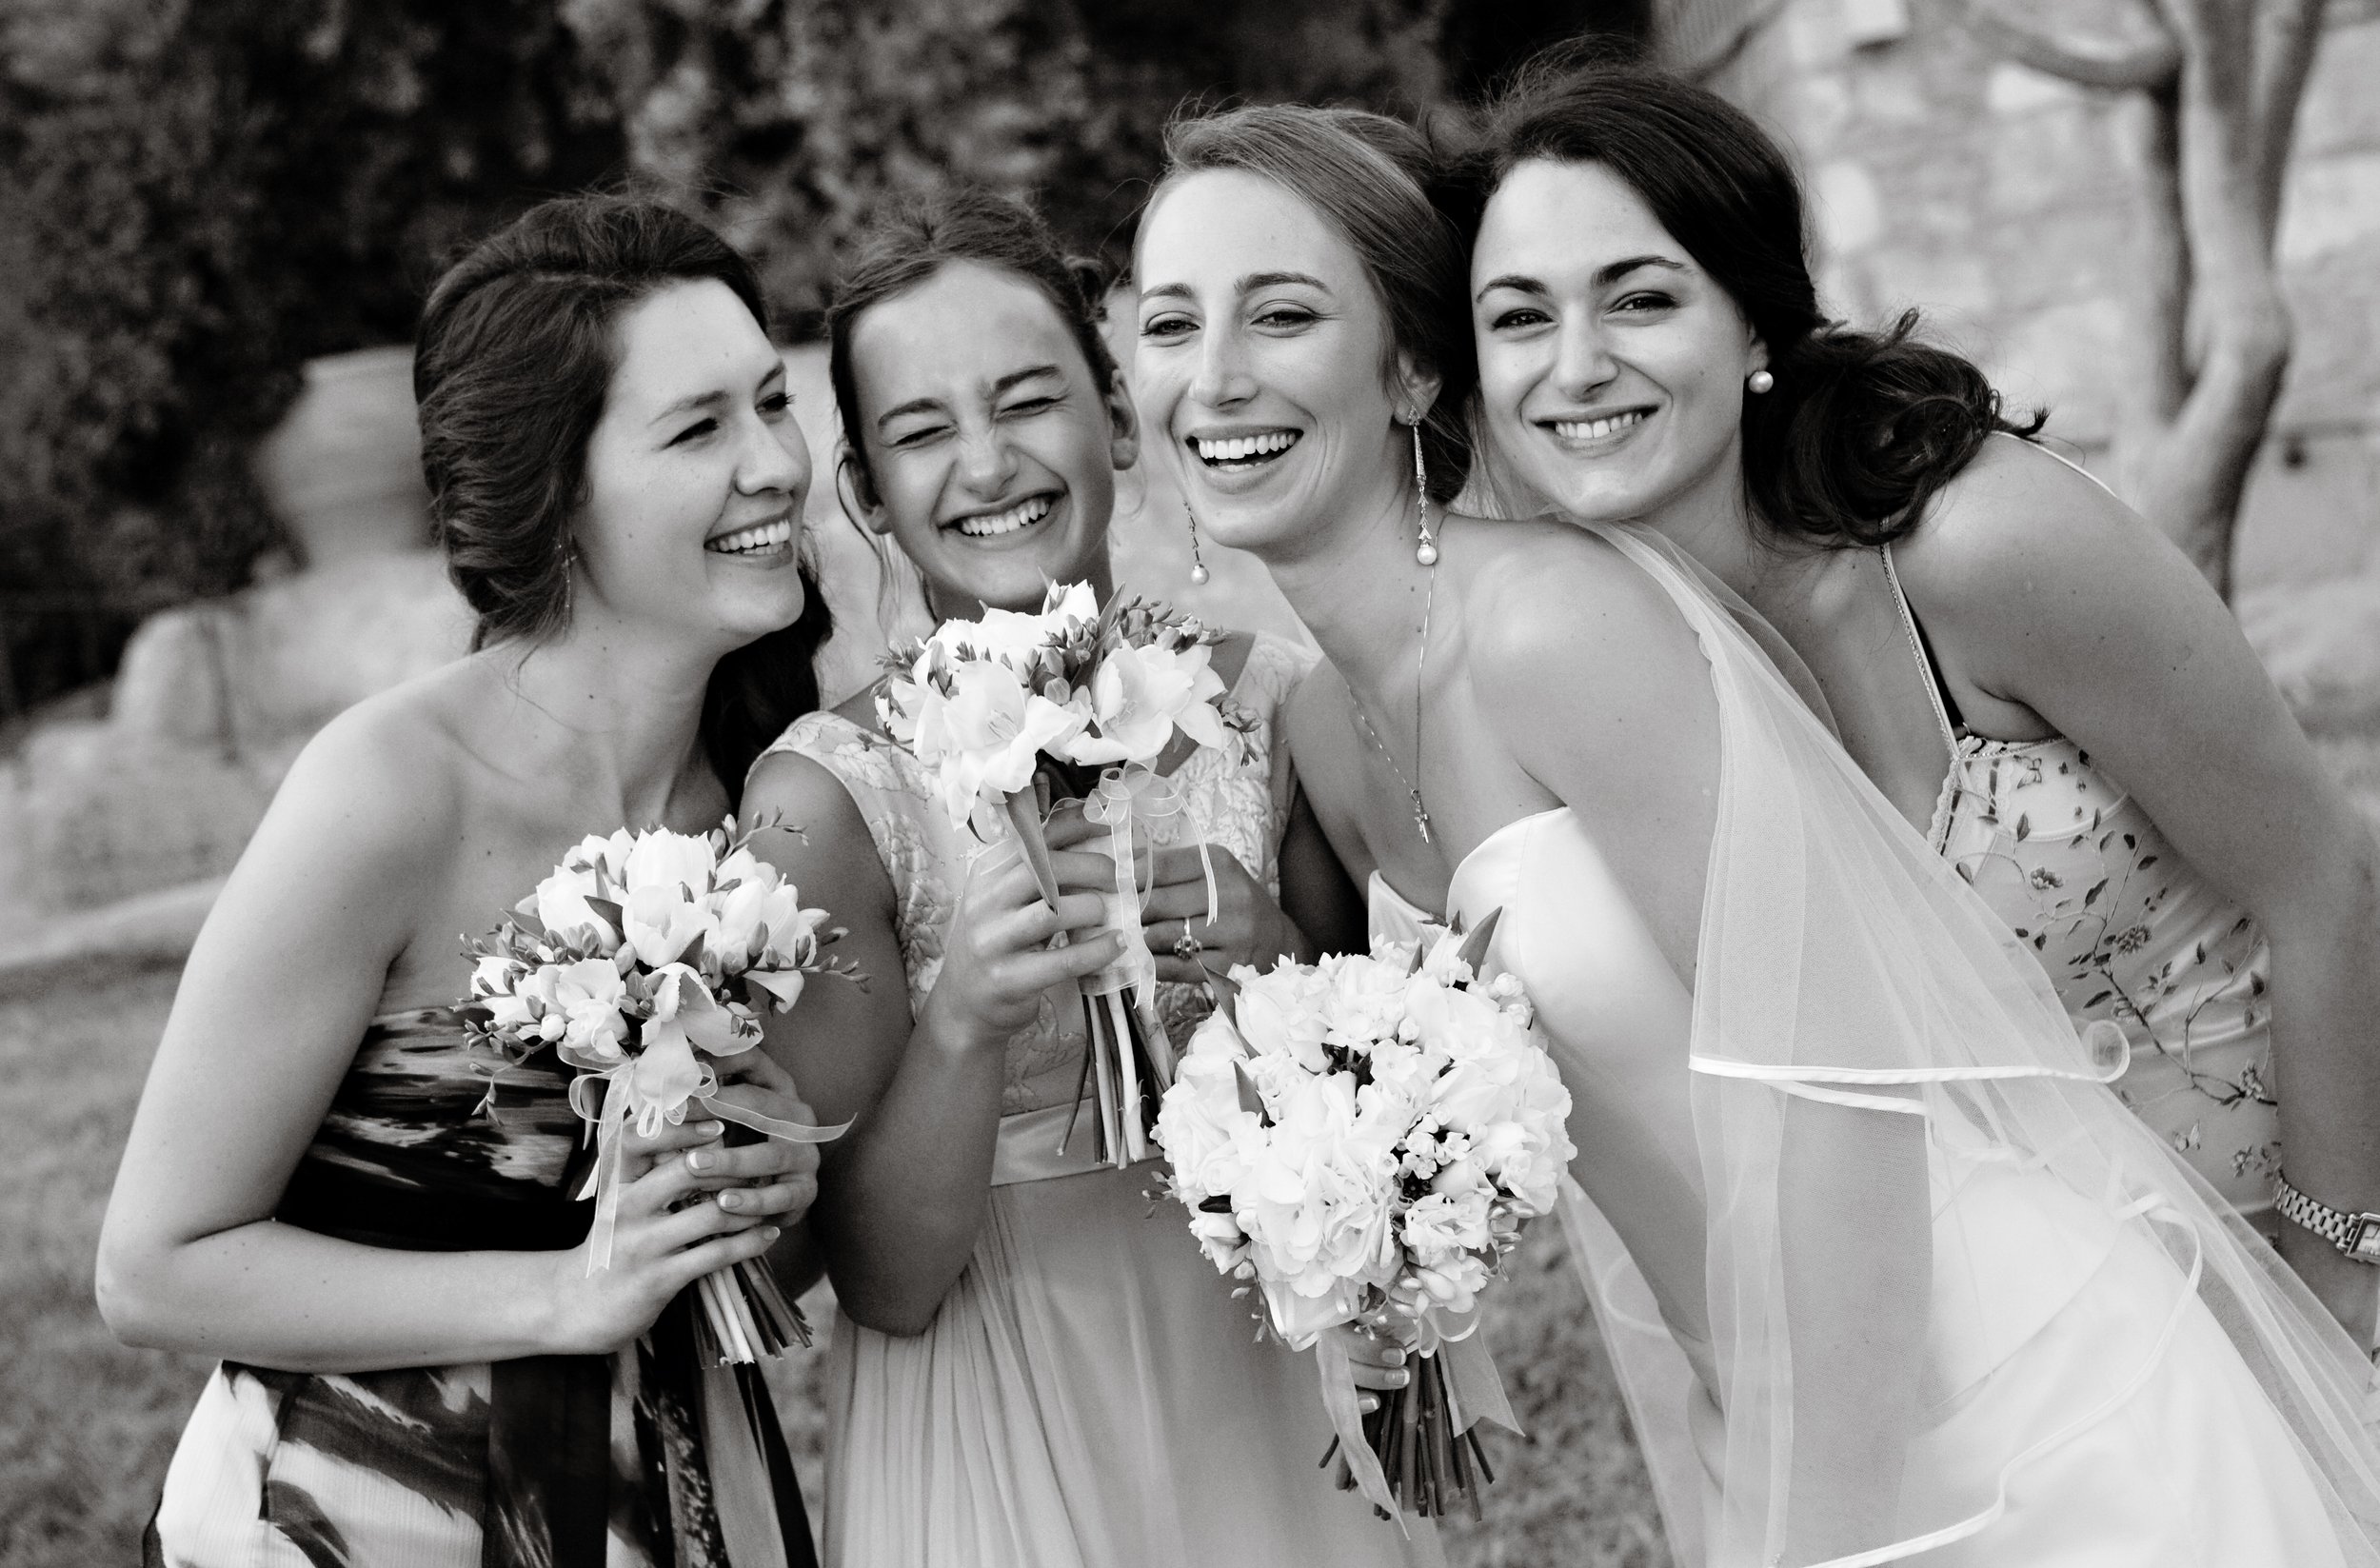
1130,102,2380,1566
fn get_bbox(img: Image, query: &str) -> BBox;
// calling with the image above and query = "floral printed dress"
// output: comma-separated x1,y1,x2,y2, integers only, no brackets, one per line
761,632,1438,1568
147,1010,816,1568
1880,544,2279,1222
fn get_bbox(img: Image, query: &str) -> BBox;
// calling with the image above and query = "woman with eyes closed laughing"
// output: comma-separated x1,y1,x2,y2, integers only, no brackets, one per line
1133,99,2380,1568
735,188,1430,1568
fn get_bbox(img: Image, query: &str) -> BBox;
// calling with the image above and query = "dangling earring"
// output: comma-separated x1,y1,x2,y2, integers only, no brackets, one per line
1409,421,1438,567
1747,369,1775,395
1185,503,1210,586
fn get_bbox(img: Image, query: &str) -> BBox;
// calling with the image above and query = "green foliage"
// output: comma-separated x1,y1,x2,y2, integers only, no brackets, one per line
0,0,625,701
0,0,1636,711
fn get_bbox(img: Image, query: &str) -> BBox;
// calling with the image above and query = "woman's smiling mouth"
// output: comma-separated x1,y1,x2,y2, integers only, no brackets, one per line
1549,409,1652,443
951,493,1056,538
704,514,797,557
1190,429,1301,469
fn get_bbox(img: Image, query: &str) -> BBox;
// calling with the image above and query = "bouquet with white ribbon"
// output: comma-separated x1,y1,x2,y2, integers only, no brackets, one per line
878,581,1245,1165
1154,915,1574,1521
461,819,859,1364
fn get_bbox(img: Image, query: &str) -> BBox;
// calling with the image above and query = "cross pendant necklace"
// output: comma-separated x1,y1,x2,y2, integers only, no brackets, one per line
1349,554,1438,844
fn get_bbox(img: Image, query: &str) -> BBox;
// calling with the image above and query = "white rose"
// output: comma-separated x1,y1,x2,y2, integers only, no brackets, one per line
624,828,718,898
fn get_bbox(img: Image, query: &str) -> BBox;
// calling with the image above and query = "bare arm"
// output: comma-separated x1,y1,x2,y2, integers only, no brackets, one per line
743,751,1121,1336
1914,443,2380,1337
94,709,802,1371
1475,530,1930,1560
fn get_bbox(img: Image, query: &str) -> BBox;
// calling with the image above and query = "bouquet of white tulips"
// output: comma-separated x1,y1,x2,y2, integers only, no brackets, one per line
461,819,859,1364
1155,915,1573,1521
878,581,1247,1166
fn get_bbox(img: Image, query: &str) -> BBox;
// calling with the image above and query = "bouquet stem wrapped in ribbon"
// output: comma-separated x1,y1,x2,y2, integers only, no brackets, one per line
1155,914,1576,1524
462,818,861,1365
879,582,1248,1168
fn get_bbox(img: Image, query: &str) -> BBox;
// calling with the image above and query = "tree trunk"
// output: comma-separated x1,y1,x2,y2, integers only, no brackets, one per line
1960,0,2328,599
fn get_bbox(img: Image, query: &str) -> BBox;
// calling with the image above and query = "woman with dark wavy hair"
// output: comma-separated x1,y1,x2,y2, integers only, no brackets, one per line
1137,96,2380,1568
1452,57,2380,1346
99,193,846,1568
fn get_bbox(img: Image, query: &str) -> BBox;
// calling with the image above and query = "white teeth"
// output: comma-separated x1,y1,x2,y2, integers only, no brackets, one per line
955,494,1055,538
705,517,796,555
1553,410,1650,442
1193,430,1299,464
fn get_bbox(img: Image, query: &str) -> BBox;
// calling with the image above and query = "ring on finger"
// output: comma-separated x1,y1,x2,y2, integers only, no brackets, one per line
1171,923,1202,962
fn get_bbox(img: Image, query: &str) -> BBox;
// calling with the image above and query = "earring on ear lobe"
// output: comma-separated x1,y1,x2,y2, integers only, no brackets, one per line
1409,421,1438,567
1185,503,1210,586
1747,369,1775,395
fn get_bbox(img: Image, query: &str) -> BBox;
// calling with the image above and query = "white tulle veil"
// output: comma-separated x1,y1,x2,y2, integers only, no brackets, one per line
1554,522,2380,1566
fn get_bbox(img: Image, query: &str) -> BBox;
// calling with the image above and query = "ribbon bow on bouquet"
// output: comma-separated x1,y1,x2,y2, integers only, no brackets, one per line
877,582,1249,1166
463,819,861,1364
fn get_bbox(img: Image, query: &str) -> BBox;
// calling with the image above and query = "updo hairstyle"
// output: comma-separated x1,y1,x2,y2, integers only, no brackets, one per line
413,193,830,798
1147,104,1475,505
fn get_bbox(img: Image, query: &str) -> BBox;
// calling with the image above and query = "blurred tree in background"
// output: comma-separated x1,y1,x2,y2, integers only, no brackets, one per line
0,0,1638,713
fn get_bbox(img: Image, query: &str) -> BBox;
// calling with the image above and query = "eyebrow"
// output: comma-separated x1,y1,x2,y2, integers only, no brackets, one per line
649,361,785,426
1139,270,1336,307
1474,254,1687,302
874,364,1067,431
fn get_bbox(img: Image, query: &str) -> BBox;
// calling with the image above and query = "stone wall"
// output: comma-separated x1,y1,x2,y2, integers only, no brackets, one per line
1704,0,2380,592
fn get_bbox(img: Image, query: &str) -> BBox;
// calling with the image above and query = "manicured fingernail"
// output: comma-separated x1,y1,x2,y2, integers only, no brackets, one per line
697,1121,724,1138
717,1188,742,1209
687,1149,711,1171
762,1226,782,1241
1383,1347,1406,1365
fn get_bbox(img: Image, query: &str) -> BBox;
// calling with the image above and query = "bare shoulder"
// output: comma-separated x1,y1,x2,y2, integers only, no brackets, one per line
1893,436,2155,605
266,664,475,863
1456,517,1705,702
742,744,895,915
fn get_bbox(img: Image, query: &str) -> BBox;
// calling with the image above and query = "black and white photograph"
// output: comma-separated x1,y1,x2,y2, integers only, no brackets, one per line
9,1,2380,1564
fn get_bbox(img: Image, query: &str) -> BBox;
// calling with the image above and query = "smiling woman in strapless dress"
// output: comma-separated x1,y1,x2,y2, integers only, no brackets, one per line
1130,97,2380,1568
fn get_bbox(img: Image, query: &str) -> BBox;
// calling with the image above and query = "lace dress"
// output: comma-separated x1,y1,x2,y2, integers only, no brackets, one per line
148,1011,815,1568
761,633,1438,1568
1878,543,2279,1221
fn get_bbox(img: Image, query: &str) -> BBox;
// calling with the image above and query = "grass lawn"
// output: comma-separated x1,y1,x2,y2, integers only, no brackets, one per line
0,963,1661,1567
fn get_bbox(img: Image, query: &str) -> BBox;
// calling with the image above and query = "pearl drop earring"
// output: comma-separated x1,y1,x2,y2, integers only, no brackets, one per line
1409,421,1438,567
1747,369,1775,395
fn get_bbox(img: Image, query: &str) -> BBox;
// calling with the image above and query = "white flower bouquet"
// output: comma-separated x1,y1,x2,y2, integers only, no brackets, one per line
462,819,860,1365
1155,914,1574,1520
878,581,1246,1165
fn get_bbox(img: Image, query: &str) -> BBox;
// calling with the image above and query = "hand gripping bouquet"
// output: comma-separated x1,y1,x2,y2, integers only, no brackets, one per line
461,819,860,1365
877,581,1247,1166
1154,914,1575,1522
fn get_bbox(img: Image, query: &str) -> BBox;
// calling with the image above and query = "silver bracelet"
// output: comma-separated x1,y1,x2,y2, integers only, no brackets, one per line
2272,1168,2380,1263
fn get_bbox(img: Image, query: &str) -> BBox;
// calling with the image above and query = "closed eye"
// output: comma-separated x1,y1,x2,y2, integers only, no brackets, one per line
1000,395,1062,419
668,417,720,447
885,423,950,448
1253,306,1319,330
760,390,794,416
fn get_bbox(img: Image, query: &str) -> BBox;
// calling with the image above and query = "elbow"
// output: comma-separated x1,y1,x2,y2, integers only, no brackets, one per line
93,1240,175,1351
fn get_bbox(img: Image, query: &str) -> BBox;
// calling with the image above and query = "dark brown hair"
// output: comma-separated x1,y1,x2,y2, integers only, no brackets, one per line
1444,54,2040,546
1146,104,1475,504
826,186,1120,494
414,193,828,799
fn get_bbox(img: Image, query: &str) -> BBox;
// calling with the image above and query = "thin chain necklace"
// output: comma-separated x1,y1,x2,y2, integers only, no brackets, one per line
1349,553,1438,844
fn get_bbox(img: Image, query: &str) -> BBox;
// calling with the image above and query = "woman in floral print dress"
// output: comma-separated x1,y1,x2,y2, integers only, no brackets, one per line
1454,59,2380,1344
